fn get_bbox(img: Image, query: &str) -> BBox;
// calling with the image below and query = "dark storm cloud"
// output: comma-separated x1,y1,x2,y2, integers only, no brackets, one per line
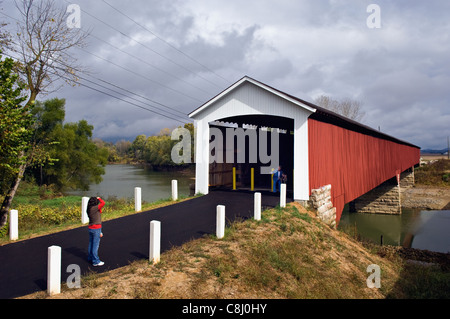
1,0,449,149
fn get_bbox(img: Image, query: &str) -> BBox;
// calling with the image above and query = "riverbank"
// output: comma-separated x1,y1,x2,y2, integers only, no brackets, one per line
20,201,449,299
6,161,450,299
110,160,195,175
401,185,450,210
402,159,449,209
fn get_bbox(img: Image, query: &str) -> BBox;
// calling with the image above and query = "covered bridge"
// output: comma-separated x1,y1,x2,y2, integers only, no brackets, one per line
188,76,420,224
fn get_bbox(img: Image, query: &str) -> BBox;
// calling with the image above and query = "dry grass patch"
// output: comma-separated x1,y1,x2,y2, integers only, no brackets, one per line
22,201,446,299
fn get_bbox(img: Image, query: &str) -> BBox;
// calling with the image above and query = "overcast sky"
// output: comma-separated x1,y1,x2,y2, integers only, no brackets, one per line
2,0,449,150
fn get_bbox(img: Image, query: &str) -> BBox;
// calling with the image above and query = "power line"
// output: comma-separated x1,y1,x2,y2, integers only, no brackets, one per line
73,79,189,124
88,33,214,97
88,73,187,116
2,51,190,124
79,47,204,103
1,25,193,121
0,9,192,117
62,0,225,91
1,6,202,123
75,80,189,124
60,58,190,117
55,71,190,124
101,0,232,85
74,72,190,121
2,8,206,104
2,4,215,103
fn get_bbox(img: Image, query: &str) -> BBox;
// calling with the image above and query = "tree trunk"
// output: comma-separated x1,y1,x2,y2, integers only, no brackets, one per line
0,91,37,228
0,161,27,228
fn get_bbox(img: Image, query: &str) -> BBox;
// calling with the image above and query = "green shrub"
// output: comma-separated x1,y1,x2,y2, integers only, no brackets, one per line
443,173,449,183
415,159,450,186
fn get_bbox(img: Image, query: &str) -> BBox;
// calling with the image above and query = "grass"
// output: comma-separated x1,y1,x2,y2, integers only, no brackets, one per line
415,159,450,187
20,201,449,299
7,180,449,299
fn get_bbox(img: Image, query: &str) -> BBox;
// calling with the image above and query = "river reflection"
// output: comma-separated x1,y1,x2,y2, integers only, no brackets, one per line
403,210,450,253
68,164,195,203
339,206,450,253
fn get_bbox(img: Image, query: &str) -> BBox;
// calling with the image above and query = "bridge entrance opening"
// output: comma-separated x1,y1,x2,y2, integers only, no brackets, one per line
208,115,294,194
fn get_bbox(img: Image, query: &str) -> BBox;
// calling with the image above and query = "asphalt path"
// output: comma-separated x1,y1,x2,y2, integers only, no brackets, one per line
0,189,290,299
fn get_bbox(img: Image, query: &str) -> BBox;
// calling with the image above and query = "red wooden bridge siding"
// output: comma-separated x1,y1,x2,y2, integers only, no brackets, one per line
308,119,420,224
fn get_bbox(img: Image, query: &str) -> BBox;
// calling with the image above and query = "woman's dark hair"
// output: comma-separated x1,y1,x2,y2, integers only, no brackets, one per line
87,197,99,211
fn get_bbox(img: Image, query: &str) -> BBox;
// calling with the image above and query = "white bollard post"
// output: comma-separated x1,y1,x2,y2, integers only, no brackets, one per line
171,180,178,201
280,183,286,208
254,193,261,221
135,187,142,212
9,210,18,241
149,220,161,264
81,197,89,224
47,245,61,296
216,205,225,239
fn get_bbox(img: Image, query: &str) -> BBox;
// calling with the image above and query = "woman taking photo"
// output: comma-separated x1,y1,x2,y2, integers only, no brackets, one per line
86,196,105,266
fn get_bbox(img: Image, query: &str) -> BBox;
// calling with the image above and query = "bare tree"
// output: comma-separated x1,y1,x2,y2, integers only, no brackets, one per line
0,0,88,227
314,95,365,122
14,0,88,106
0,23,10,50
0,2,12,50
115,140,132,156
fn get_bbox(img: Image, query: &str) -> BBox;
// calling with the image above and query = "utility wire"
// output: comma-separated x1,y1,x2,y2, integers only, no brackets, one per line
73,79,189,124
75,80,190,124
79,47,203,103
2,51,190,124
101,0,232,85
87,73,188,116
62,0,225,91
1,8,197,120
56,71,190,124
1,33,192,119
88,33,214,96
73,71,190,121
2,6,211,103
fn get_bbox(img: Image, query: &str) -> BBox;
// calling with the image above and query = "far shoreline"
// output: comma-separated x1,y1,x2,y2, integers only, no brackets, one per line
106,161,195,175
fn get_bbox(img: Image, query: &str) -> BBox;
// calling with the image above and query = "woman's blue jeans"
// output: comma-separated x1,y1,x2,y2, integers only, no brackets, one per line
273,179,281,192
88,228,102,265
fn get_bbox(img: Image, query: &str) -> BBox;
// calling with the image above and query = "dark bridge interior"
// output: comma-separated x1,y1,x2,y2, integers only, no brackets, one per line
208,115,294,192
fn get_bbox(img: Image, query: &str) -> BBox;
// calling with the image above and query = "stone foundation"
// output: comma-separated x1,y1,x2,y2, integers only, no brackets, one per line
310,184,336,228
351,168,415,215
400,168,415,188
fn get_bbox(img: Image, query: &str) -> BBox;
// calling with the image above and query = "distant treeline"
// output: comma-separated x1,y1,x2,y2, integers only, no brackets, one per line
95,123,194,169
3,96,192,198
421,149,449,155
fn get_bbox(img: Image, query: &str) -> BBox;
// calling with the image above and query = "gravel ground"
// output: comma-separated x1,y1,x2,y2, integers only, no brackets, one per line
376,245,450,271
401,185,450,210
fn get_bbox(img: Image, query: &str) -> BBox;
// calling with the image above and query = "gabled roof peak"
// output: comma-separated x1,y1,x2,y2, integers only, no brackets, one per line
188,76,419,149
188,75,316,118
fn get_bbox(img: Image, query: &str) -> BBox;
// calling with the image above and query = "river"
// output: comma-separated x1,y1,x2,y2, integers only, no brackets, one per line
339,206,450,254
69,165,449,253
68,164,194,203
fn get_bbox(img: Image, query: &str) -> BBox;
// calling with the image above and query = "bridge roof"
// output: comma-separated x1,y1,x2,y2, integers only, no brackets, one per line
189,76,420,149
